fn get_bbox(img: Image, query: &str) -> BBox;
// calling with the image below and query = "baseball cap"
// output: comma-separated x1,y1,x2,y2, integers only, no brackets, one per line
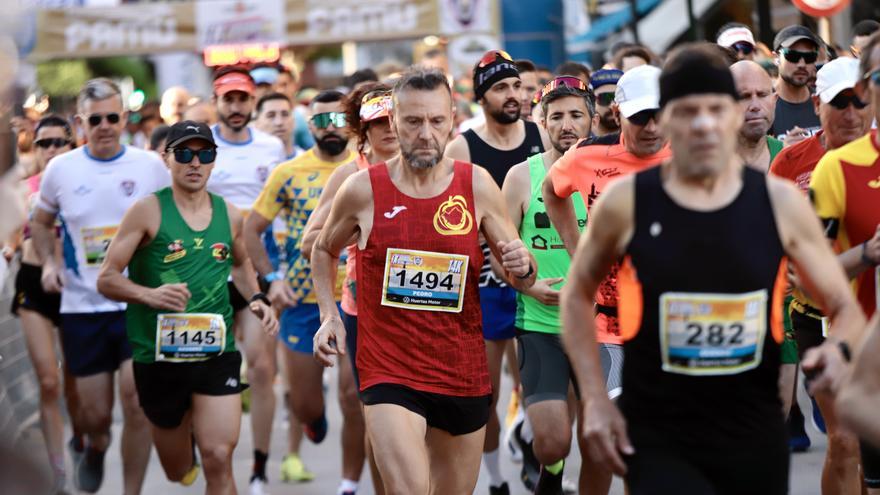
359,91,392,122
773,25,820,51
164,120,216,150
717,26,756,48
590,69,624,91
213,71,255,96
816,57,861,103
614,65,661,118
250,66,280,86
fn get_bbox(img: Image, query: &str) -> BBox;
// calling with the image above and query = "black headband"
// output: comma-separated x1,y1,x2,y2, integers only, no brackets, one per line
659,58,739,108
474,61,520,101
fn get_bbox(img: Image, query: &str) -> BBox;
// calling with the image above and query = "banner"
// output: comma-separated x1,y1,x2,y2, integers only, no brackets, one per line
196,0,285,49
287,0,439,45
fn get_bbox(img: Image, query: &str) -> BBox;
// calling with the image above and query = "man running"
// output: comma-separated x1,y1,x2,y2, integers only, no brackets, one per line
590,69,623,139
769,25,822,144
311,66,535,495
562,44,865,495
244,90,365,495
97,120,278,493
731,61,782,172
207,65,286,495
502,77,593,494
446,50,550,493
32,78,168,494
515,59,541,121
255,92,301,160
769,56,873,493
716,23,758,62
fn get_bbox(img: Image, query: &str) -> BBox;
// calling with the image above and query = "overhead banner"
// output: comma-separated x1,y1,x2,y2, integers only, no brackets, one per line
287,0,439,45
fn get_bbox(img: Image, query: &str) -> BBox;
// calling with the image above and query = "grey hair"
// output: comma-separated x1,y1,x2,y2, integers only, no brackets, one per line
77,78,124,113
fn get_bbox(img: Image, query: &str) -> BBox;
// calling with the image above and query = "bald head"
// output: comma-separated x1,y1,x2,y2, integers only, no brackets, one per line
160,86,191,125
731,61,776,142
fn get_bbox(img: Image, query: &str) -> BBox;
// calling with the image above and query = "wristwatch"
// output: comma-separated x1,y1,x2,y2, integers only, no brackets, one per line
249,292,271,307
515,263,535,280
861,241,877,267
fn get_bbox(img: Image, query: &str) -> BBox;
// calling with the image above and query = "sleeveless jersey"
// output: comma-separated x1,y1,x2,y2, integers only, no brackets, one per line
516,154,587,333
340,154,372,316
356,161,489,396
126,188,235,364
463,120,544,289
617,166,787,448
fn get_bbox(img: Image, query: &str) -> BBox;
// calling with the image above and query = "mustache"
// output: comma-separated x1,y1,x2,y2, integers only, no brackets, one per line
558,132,579,140
227,113,247,120
320,133,344,141
504,98,520,107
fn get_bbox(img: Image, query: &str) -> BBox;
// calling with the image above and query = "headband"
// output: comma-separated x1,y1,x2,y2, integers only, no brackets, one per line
659,57,738,108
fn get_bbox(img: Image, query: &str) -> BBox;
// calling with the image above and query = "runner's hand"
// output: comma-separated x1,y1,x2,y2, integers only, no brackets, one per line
147,283,191,312
40,260,64,294
863,225,880,264
802,340,851,395
314,317,346,367
526,277,564,306
581,396,634,476
783,126,808,147
250,300,279,337
497,239,531,277
268,279,296,309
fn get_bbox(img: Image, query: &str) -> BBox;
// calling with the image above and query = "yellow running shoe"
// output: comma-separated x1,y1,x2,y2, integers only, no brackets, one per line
505,389,521,429
280,454,315,483
180,462,200,486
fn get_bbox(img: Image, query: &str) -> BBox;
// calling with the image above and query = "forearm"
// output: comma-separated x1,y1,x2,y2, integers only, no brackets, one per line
231,261,259,301
311,245,342,322
838,316,880,445
561,283,607,400
30,222,56,265
97,269,149,305
839,243,874,280
826,293,868,346
506,253,537,292
243,225,275,277
542,183,580,255
301,228,320,262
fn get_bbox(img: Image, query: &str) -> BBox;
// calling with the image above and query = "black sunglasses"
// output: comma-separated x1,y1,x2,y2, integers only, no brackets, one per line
829,93,868,110
35,138,71,149
596,92,616,106
87,113,121,126
780,48,818,64
627,109,658,127
171,147,217,164
732,42,754,55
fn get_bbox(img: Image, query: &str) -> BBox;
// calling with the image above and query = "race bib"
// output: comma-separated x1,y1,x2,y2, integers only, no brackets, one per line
381,248,468,312
155,313,226,362
659,289,767,376
81,225,118,267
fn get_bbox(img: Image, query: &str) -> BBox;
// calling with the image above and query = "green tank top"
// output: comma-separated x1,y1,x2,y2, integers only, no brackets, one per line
515,154,588,333
127,187,235,363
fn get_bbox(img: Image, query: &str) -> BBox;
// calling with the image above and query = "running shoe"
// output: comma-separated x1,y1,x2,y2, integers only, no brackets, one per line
180,441,200,487
561,476,577,494
504,412,525,463
787,405,811,453
249,476,269,495
75,446,106,493
504,389,521,429
534,466,564,495
489,481,510,495
280,454,315,482
810,396,827,434
68,436,84,470
304,412,328,444
513,422,540,491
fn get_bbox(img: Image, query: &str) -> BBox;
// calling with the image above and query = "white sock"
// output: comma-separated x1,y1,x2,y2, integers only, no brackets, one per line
521,416,534,443
483,449,504,487
338,478,359,494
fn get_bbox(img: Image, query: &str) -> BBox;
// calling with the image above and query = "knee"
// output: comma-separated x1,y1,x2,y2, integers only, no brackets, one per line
292,394,324,423
533,431,572,465
827,431,860,460
338,389,363,421
37,372,62,402
247,358,274,388
79,403,113,431
200,443,234,476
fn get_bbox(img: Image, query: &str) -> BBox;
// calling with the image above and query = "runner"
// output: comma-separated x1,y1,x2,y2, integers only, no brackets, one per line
311,66,536,495
502,77,592,494
96,120,278,493
160,86,191,126
446,50,550,494
730,61,782,172
6,114,81,493
255,92,302,160
31,78,168,494
716,23,758,62
769,56,872,491
207,65,286,495
541,63,669,495
590,69,623,139
561,43,865,494
244,90,364,495
300,81,398,495
769,25,822,144
515,59,540,121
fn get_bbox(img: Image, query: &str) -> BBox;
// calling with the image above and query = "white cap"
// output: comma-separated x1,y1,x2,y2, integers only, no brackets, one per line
615,65,662,118
717,27,756,48
816,57,861,104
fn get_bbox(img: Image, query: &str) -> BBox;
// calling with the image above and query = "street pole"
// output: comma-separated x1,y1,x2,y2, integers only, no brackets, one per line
629,0,641,43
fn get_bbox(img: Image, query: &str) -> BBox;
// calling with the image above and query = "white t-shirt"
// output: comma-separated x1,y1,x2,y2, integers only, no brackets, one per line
208,125,286,211
37,146,171,314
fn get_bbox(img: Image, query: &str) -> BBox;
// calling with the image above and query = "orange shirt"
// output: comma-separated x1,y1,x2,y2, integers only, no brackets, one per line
547,137,671,344
768,131,826,193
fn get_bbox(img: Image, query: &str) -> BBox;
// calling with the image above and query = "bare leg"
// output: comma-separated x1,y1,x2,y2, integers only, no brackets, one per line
285,350,326,425
119,360,151,495
483,339,507,454
338,354,366,482
426,425,486,495
149,410,195,482
365,404,430,494
193,393,242,495
814,392,861,495
779,363,797,418
526,400,571,465
365,430,386,495
74,372,114,451
238,309,277,460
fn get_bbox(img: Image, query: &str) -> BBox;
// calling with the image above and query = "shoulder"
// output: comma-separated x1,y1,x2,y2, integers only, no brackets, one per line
251,127,283,147
766,174,804,203
504,159,530,185
128,192,161,218
445,133,471,160
337,168,373,206
822,133,876,166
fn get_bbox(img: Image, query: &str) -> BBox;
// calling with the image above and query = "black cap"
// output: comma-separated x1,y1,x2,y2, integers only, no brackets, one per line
774,25,821,51
164,120,216,150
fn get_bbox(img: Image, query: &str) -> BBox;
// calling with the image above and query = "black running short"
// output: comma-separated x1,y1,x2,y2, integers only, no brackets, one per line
862,441,880,488
133,351,246,429
791,302,825,361
626,441,789,495
228,281,248,312
361,383,491,436
516,329,578,406
11,263,61,326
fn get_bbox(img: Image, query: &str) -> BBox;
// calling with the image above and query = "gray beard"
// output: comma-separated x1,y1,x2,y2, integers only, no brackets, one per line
403,150,439,169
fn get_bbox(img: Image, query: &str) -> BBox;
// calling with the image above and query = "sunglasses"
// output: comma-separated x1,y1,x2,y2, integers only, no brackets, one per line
311,112,347,129
780,48,818,64
171,147,217,164
539,76,588,101
596,92,616,106
478,50,513,68
732,42,754,55
627,109,658,127
35,138,71,149
828,91,868,110
86,113,121,126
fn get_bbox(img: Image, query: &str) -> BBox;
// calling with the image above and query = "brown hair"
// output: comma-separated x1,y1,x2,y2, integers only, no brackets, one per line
344,82,392,154
859,31,880,79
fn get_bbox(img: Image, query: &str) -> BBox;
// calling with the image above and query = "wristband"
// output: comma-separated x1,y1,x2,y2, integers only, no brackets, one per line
249,292,271,307
515,263,535,280
838,340,852,363
862,242,877,267
264,271,283,283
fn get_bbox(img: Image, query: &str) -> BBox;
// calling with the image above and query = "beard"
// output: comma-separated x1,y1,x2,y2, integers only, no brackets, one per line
487,98,521,125
781,72,809,88
551,131,580,155
315,133,349,156
401,141,442,169
219,112,251,132
598,110,619,132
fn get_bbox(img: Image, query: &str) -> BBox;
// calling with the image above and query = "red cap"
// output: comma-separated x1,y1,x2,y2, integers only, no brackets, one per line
213,72,255,96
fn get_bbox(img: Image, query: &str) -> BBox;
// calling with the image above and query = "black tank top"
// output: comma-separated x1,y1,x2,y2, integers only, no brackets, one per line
463,120,544,187
618,165,787,449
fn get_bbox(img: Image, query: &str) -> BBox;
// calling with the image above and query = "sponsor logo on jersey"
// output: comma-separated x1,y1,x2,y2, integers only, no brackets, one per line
164,239,187,262
384,206,407,219
433,195,473,236
256,165,269,183
194,238,204,250
211,242,230,262
74,185,92,196
120,180,136,197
